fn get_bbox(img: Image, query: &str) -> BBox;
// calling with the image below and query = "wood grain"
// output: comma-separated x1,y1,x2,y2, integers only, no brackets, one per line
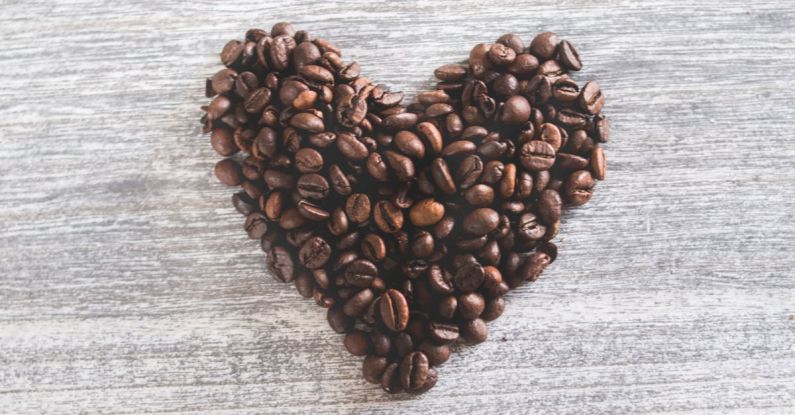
1,0,794,413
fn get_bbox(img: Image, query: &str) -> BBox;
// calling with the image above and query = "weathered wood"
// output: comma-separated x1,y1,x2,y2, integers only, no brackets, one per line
1,0,794,413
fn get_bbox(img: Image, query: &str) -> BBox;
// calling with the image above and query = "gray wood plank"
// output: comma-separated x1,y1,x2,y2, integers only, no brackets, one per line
1,0,794,413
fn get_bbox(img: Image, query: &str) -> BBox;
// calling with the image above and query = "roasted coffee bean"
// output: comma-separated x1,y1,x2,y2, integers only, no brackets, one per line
328,164,352,195
537,189,563,224
400,351,430,392
267,245,295,283
463,208,500,235
499,163,517,199
343,288,374,317
298,236,331,269
380,289,409,332
395,130,425,159
428,321,460,343
579,81,605,114
530,31,559,59
361,233,387,262
565,170,595,205
373,200,404,234
461,318,488,344
456,155,484,189
458,292,486,320
434,64,468,81
517,212,546,240
380,362,402,393
363,355,388,384
296,173,329,200
455,262,485,292
244,213,269,239
210,127,238,156
345,193,371,223
558,40,582,71
520,140,556,172
337,132,369,161
214,159,242,186
431,158,456,195
591,147,606,180
336,94,368,128
499,95,532,125
463,184,495,207
383,112,418,131
344,259,378,287
343,330,370,356
328,207,349,236
294,148,323,173
384,150,416,182
232,192,256,216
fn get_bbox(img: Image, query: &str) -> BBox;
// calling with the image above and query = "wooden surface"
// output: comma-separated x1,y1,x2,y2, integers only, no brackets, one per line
1,1,794,413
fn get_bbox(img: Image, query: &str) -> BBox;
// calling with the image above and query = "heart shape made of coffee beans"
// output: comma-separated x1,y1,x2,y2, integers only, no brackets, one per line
200,22,608,394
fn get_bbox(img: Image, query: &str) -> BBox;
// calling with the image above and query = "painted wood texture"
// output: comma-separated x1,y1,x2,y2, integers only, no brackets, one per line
1,1,794,413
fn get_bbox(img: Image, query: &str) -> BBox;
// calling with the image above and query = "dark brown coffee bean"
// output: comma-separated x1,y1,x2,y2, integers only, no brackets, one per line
279,79,309,106
293,148,323,173
328,207,349,236
263,169,296,190
336,93,368,128
328,164,352,196
530,32,559,59
370,332,392,357
437,295,457,320
431,158,456,195
267,246,294,283
363,355,388,384
496,33,525,53
558,40,582,71
240,212,268,239
380,289,409,332
210,127,238,156
298,236,331,269
537,189,563,224
269,35,296,71
289,112,324,133
425,103,455,118
232,192,256,216
373,200,404,234
336,132,369,161
361,233,387,262
380,362,402,393
488,43,516,65
384,150,416,182
461,318,488,344
434,64,468,81
463,184,495,207
220,40,244,67
565,170,595,205
344,330,370,356
482,297,506,321
343,288,374,317
214,159,241,186
517,212,546,241
342,193,370,223
499,163,517,199
456,155,484,190
279,208,307,230
344,259,378,287
210,68,237,95
499,95,532,125
292,41,321,70
557,108,589,129
324,306,351,334
579,81,605,114
520,140,556,172
296,200,329,221
458,292,486,320
297,173,329,200
591,147,606,180
520,251,552,282
394,130,425,159
463,208,500,235
400,352,430,392
593,113,609,142
455,262,485,293
428,321,460,343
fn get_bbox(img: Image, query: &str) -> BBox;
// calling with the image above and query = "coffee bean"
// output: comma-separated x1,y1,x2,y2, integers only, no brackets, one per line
363,355,388,384
537,189,563,224
517,212,546,241
279,208,307,230
380,288,409,331
232,192,256,216
461,318,488,344
344,259,378,287
328,207,349,236
400,351,430,392
530,32,559,59
344,330,370,356
565,170,595,205
244,213,269,239
215,159,242,186
431,158,456,195
336,94,368,128
458,292,485,320
384,150,416,182
434,64,468,82
488,43,516,66
345,193,371,223
520,140,556,172
454,262,485,292
298,236,331,269
328,164,352,196
499,95,532,125
362,233,387,262
296,173,329,200
380,362,402,393
463,208,500,235
267,246,295,283
428,321,460,343
373,200,404,234
343,288,374,317
294,148,323,173
383,112,418,131
579,81,605,114
591,147,606,180
337,132,369,161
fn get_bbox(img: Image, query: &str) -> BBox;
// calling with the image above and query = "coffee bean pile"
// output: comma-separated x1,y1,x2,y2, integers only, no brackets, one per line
201,23,607,394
